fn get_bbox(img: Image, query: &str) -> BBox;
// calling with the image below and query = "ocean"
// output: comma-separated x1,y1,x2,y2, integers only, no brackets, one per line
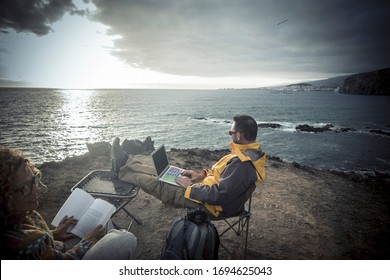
0,88,389,173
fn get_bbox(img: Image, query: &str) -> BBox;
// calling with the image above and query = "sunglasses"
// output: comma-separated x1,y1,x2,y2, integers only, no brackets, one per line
13,172,41,197
229,130,239,136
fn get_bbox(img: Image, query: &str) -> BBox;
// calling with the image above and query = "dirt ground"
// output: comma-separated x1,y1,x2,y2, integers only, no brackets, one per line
37,147,390,260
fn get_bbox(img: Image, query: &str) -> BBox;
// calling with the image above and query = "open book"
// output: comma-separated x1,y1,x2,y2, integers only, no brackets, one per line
51,188,116,238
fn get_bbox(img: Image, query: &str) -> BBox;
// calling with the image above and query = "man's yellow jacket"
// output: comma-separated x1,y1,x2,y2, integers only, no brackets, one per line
184,142,266,217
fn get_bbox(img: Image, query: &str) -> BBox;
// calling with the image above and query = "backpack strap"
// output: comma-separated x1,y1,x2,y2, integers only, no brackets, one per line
182,217,189,260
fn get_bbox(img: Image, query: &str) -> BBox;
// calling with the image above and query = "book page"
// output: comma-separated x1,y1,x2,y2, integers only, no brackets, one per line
71,198,116,238
51,188,94,227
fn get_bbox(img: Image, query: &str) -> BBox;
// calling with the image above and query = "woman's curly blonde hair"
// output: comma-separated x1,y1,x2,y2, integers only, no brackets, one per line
0,147,41,229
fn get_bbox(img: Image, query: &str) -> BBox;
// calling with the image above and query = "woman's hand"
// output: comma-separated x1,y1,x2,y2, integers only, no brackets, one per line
85,224,106,241
52,215,78,241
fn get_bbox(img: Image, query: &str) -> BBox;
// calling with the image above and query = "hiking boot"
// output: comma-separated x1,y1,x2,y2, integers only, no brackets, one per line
111,137,128,177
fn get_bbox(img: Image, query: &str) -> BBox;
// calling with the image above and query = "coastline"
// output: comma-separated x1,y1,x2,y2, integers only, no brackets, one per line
36,143,390,259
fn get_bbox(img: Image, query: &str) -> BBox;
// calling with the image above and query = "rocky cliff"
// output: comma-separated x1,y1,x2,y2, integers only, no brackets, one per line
340,68,390,95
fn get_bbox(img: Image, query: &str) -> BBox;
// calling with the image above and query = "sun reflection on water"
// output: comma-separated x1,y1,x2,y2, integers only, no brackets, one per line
55,89,101,148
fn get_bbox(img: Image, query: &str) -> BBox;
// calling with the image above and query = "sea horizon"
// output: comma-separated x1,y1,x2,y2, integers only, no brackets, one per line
1,88,389,174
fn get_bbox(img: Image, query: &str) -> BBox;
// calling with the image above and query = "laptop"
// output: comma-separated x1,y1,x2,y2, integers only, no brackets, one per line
151,144,185,187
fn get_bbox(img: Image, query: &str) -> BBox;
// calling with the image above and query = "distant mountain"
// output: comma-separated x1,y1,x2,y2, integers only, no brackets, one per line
303,75,349,87
0,79,30,87
273,79,342,92
284,83,317,91
263,75,349,92
286,82,313,87
340,68,390,95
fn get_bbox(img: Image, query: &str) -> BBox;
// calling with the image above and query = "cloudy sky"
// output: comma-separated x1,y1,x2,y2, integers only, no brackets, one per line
0,0,389,89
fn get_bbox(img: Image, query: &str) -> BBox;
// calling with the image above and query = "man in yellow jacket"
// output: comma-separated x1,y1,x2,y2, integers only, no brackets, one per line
177,115,265,217
116,115,266,218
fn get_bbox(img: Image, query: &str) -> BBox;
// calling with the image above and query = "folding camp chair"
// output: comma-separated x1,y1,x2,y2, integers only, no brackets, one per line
71,169,142,231
212,184,256,259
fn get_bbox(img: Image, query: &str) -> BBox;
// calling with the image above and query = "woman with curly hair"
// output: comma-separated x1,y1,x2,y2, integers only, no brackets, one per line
0,147,137,259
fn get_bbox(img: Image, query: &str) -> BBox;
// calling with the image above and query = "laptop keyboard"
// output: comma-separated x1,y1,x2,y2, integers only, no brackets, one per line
161,166,184,184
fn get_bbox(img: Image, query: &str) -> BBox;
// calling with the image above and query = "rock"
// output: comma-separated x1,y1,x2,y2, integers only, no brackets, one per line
86,142,111,156
142,136,155,152
340,68,390,95
266,155,284,162
336,127,356,133
38,161,61,170
296,124,333,133
370,129,390,137
258,123,282,129
292,162,302,169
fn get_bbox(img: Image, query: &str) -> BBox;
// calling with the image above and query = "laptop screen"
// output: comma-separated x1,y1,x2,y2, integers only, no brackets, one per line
152,145,169,176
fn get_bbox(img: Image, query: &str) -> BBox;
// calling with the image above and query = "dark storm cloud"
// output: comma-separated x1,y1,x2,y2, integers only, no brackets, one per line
0,0,85,36
86,0,390,77
2,0,390,78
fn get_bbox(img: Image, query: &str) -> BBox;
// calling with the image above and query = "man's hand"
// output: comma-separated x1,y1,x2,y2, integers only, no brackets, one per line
176,175,193,187
181,170,206,181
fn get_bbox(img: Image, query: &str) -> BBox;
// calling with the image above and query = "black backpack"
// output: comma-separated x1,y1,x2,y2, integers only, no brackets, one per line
161,208,220,260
